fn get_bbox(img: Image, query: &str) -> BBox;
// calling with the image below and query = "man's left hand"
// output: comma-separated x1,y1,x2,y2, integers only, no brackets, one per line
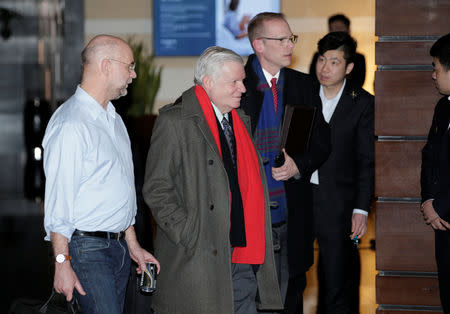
125,225,160,274
128,244,161,275
272,149,299,181
350,213,368,240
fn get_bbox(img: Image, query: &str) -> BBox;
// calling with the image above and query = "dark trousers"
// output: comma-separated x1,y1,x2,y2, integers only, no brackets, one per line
284,273,307,314
315,231,360,314
231,248,258,314
435,230,450,313
258,222,289,314
312,185,360,314
273,223,289,306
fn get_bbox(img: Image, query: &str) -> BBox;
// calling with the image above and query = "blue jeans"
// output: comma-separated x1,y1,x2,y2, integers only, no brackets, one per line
69,235,131,314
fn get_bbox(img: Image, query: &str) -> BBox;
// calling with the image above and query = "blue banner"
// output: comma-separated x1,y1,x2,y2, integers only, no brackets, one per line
154,0,280,56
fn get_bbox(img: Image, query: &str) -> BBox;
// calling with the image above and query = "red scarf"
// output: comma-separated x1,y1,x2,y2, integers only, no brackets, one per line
195,85,266,264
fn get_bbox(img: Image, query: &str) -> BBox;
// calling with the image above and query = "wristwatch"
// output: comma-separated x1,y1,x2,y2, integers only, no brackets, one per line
55,254,72,264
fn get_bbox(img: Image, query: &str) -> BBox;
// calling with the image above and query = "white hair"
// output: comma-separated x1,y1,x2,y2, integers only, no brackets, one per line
194,46,243,85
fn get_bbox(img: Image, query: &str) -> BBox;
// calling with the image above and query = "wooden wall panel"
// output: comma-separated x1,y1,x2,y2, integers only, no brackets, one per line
375,141,424,198
376,275,441,305
375,0,447,312
376,202,436,271
376,0,450,36
375,71,440,136
376,42,435,65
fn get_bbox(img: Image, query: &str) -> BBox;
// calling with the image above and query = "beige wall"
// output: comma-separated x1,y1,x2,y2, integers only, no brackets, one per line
85,0,375,112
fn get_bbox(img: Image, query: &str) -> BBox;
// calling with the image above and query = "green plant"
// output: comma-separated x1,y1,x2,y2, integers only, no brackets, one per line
127,39,163,116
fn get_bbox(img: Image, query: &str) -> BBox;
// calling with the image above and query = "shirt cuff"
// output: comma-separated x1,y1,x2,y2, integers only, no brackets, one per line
353,209,368,216
310,170,319,185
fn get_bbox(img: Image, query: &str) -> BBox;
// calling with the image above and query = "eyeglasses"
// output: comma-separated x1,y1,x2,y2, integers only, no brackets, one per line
108,58,136,72
257,34,298,46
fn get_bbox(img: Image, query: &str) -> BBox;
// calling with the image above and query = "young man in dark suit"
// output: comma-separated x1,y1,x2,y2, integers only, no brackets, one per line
311,31,374,314
240,12,331,313
421,33,450,313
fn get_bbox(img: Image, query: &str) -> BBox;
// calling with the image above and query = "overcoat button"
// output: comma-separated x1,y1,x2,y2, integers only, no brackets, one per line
213,249,218,256
208,159,214,165
210,204,214,210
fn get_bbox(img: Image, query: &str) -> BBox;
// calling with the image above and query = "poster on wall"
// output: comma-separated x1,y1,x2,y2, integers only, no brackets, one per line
154,0,280,56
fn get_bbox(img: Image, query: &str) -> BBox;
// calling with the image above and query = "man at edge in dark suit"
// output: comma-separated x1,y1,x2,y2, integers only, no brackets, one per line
421,33,450,314
310,32,374,314
240,12,331,313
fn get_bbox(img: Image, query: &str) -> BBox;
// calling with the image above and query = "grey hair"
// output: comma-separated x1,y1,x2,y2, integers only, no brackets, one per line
194,46,243,85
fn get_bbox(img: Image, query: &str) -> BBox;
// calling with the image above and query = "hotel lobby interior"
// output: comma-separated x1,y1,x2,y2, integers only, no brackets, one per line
1,0,449,313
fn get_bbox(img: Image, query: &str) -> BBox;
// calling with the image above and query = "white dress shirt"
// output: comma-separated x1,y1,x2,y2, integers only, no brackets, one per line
310,80,368,216
448,95,450,129
43,86,137,241
211,102,228,128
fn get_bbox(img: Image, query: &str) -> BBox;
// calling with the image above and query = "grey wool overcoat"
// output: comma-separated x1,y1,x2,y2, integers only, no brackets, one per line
143,86,283,314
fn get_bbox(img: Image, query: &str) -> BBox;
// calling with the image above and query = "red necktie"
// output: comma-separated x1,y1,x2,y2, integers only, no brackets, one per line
271,77,278,113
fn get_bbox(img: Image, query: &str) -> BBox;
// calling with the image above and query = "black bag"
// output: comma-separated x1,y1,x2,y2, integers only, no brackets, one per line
9,289,82,314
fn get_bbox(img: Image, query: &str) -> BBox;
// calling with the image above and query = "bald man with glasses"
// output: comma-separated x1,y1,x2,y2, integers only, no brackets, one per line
42,34,159,314
108,57,136,72
240,12,330,313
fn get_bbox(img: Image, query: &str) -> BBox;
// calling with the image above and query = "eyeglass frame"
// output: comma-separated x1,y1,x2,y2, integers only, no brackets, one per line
108,58,136,72
257,34,299,46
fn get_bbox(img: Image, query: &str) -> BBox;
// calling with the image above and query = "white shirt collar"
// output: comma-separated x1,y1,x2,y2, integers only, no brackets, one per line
211,101,229,125
262,68,280,86
319,79,346,103
75,85,116,121
319,79,346,123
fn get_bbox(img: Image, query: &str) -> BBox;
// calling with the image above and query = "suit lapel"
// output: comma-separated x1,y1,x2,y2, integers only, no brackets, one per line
445,98,450,132
329,83,354,127
243,55,265,135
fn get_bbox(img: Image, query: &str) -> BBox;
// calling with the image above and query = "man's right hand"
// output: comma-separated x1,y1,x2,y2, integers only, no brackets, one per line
54,262,86,301
421,200,450,231
430,217,450,231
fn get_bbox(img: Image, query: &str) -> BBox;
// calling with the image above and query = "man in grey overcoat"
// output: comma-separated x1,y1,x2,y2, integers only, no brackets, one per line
143,46,283,314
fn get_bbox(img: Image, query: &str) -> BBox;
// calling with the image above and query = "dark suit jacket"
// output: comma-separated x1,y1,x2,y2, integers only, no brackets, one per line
240,54,331,275
313,80,374,235
421,96,450,221
309,52,366,89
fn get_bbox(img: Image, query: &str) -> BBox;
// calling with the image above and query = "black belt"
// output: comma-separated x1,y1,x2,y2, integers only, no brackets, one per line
73,229,125,240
